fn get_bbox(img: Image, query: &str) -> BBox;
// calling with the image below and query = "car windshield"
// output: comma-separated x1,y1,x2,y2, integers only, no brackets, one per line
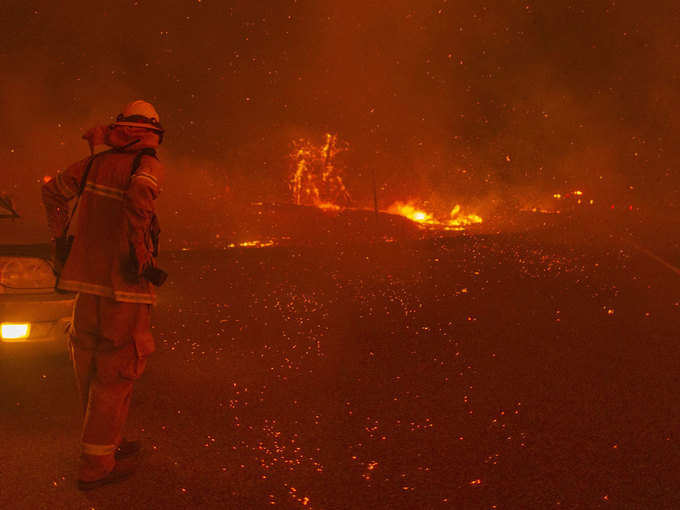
0,193,51,245
0,194,20,219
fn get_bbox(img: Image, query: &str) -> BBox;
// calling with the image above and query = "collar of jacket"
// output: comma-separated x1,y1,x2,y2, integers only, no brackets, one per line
106,125,160,151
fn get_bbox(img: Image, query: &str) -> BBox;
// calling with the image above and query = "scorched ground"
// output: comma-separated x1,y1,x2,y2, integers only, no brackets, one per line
0,216,678,509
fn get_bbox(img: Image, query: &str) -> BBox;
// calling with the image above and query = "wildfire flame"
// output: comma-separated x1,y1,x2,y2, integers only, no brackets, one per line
288,133,483,231
387,201,482,230
289,133,350,208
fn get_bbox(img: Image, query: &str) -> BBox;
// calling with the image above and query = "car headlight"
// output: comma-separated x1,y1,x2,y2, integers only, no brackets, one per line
1,323,31,340
0,257,56,294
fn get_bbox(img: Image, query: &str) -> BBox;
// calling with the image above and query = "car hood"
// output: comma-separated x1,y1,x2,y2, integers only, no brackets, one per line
0,243,51,258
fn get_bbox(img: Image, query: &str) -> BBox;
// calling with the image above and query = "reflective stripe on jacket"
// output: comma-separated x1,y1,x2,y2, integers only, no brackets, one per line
42,134,163,304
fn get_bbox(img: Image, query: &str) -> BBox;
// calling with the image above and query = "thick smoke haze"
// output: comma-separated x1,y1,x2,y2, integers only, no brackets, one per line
2,0,679,241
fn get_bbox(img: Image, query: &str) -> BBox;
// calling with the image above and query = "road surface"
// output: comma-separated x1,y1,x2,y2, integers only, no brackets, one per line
1,223,678,509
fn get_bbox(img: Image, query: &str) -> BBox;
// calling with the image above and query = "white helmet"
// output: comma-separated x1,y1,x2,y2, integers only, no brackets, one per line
114,100,164,133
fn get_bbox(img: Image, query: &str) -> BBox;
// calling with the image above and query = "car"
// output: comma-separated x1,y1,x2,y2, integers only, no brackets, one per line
0,194,74,357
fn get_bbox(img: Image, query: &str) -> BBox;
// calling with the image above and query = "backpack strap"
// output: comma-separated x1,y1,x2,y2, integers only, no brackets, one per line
61,150,111,237
130,148,158,178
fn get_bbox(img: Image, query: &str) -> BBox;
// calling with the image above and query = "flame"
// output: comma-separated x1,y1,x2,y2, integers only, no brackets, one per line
228,240,276,248
449,206,483,227
287,134,484,231
315,202,341,211
388,202,433,224
387,201,482,230
289,133,350,210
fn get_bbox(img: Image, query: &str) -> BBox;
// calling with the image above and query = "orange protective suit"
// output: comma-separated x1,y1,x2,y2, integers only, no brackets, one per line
42,125,163,481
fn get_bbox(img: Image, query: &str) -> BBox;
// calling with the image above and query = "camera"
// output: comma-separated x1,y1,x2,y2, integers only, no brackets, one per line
142,265,168,287
128,243,168,287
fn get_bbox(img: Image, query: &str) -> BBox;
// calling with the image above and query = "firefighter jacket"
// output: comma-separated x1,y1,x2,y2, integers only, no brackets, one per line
42,127,163,305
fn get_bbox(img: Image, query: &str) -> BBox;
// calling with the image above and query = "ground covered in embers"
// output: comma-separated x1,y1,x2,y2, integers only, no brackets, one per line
1,228,678,509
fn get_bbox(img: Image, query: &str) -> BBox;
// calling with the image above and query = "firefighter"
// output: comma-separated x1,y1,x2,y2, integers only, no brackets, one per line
42,100,165,490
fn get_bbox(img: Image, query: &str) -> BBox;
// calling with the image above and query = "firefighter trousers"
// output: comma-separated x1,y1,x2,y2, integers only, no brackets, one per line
69,293,149,482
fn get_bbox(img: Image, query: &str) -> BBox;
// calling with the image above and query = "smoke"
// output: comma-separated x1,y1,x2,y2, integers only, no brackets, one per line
2,0,679,245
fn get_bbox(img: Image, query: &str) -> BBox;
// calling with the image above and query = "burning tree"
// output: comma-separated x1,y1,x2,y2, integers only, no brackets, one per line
289,133,351,209
287,133,483,232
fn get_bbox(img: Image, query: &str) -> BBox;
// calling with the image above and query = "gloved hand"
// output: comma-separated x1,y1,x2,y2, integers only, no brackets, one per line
82,125,111,154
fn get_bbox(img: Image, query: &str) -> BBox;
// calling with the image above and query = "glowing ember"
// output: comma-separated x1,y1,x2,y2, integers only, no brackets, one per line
524,189,597,214
228,240,276,248
553,190,584,200
521,207,562,214
315,202,341,211
387,201,482,230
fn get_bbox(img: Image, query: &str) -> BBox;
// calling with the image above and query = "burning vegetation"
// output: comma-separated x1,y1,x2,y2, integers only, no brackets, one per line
289,133,351,210
387,202,483,231
214,129,488,251
288,133,483,233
